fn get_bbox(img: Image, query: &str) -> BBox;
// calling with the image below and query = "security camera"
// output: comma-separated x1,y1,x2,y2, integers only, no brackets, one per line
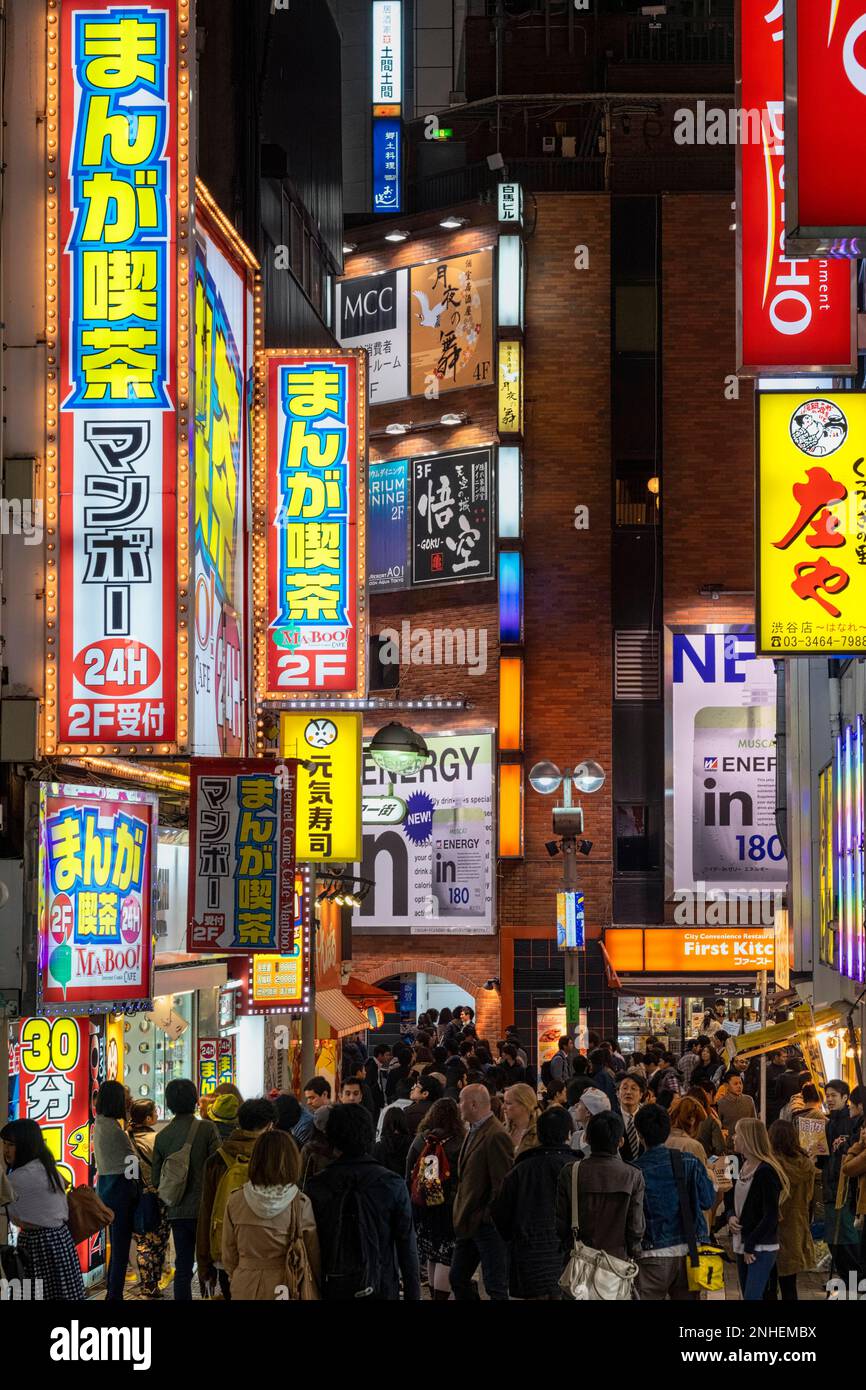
483,978,501,991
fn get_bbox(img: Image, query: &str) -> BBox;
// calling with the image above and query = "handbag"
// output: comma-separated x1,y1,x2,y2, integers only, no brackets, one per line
67,1185,115,1245
0,1242,30,1282
559,1160,638,1301
670,1148,725,1293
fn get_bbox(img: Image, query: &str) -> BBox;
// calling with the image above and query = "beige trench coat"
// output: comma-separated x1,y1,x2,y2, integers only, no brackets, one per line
221,1186,321,1300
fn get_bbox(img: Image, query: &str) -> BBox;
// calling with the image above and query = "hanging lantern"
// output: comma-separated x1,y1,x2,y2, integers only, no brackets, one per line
367,1006,384,1029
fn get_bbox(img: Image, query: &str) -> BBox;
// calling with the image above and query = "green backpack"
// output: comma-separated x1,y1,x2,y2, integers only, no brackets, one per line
210,1148,251,1262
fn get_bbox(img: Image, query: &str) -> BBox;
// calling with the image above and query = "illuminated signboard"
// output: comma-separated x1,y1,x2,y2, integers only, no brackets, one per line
197,1036,235,1096
368,458,410,589
373,117,402,215
336,270,409,405
253,350,367,701
37,784,156,1013
834,717,865,983
498,183,523,226
556,892,585,950
409,250,494,397
410,449,494,586
604,927,775,973
784,1,866,256
735,0,855,375
187,759,297,953
280,711,362,862
371,3,402,215
757,392,866,655
246,872,311,1014
372,1,402,103
498,340,523,435
192,183,259,755
48,0,192,753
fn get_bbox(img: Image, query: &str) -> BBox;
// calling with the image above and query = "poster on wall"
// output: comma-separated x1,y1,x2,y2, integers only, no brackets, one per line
368,458,410,590
353,731,494,935
410,449,494,586
187,760,297,953
665,628,787,897
409,250,494,397
192,190,257,755
51,0,191,752
197,1037,236,1096
37,784,157,1013
536,1006,566,1067
337,271,408,405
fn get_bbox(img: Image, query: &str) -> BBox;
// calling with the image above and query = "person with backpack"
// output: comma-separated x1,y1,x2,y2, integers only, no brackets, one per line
128,1098,170,1299
195,1097,276,1299
306,1103,421,1301
1,1118,85,1300
547,1036,574,1089
373,1105,413,1176
406,1097,464,1301
93,1079,140,1301
492,1106,579,1300
151,1078,219,1301
221,1129,320,1300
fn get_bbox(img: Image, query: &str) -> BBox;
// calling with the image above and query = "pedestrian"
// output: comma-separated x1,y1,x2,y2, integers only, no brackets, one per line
273,1092,314,1148
128,1098,170,1299
784,1080,825,1129
151,1078,219,1301
691,1043,723,1089
728,1117,789,1301
555,1110,646,1266
766,1119,818,1301
340,1065,378,1121
196,1096,276,1299
300,1104,335,1188
365,1042,398,1118
717,1069,757,1152
687,1083,725,1159
436,1007,453,1042
449,1083,514,1300
306,1103,420,1301
569,1086,610,1156
823,1078,859,1279
208,1091,242,1144
840,1095,866,1277
667,1095,713,1164
588,1047,621,1111
406,1096,464,1300
302,1076,332,1114
498,1042,527,1086
542,1080,569,1113
547,1036,574,1089
373,1104,413,1176
92,1078,139,1301
221,1129,320,1300
492,1106,578,1300
632,1103,715,1301
402,1073,444,1137
617,1071,646,1161
503,1082,540,1156
1,1118,84,1300
678,1038,706,1091
504,1026,529,1069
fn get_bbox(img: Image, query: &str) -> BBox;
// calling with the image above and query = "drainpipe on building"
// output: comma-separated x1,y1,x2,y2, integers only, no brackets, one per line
773,659,788,859
828,664,842,743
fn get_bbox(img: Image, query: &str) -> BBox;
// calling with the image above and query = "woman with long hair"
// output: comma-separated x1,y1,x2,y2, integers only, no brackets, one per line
766,1119,819,1301
1,1118,84,1300
729,1117,790,1301
93,1078,139,1301
127,1097,170,1299
687,1082,725,1160
222,1129,320,1299
406,1096,465,1301
373,1104,412,1176
503,1083,540,1157
691,1044,723,1089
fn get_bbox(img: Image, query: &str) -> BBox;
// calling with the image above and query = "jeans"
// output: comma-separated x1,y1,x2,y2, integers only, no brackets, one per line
170,1218,198,1301
98,1174,137,1302
450,1221,509,1301
737,1250,777,1301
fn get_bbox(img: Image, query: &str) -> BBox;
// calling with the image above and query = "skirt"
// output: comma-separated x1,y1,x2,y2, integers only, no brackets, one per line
19,1225,85,1301
414,1204,455,1268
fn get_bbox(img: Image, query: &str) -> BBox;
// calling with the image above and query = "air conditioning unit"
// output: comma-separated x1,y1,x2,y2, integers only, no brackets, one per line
542,135,556,154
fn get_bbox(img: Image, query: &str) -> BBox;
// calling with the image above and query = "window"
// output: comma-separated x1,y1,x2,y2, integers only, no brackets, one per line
615,461,659,526
615,803,661,873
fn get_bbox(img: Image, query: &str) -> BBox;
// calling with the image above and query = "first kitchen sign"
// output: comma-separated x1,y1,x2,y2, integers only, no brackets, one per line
48,1,192,754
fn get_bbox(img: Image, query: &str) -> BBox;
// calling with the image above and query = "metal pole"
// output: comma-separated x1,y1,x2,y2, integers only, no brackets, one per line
759,970,767,1123
562,838,580,1031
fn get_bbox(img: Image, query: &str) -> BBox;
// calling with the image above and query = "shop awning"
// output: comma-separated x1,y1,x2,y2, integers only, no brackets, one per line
315,989,370,1038
342,977,397,1013
734,1002,852,1060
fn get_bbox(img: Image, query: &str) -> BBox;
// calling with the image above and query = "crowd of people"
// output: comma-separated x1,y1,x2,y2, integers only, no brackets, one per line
1,1002,864,1302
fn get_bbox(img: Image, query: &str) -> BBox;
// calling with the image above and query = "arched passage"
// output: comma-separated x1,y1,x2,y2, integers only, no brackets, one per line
351,956,501,1039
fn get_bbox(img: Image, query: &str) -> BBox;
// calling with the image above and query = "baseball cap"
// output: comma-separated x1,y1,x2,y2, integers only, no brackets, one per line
579,1087,611,1116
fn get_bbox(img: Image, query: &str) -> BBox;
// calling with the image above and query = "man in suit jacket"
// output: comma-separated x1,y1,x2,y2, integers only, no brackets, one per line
450,1084,514,1300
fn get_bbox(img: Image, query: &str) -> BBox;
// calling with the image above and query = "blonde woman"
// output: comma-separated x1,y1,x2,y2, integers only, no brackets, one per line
503,1083,540,1157
729,1117,790,1301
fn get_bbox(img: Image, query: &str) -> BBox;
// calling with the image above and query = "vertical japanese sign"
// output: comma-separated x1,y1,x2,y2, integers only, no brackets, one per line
196,1036,234,1095
253,350,367,700
193,186,258,756
735,0,855,375
373,118,402,215
37,784,156,1012
784,1,866,256
411,449,494,586
757,392,866,654
368,458,410,590
372,1,402,102
371,1,402,216
336,270,409,404
244,871,310,1014
187,759,297,953
409,251,494,397
834,717,865,984
280,711,362,862
49,1,192,753
497,341,523,435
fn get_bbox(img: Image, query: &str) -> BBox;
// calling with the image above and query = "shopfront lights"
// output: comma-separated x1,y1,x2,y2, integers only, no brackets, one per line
368,721,435,775
440,215,468,230
385,422,411,435
343,242,358,254
384,229,410,243
440,412,467,426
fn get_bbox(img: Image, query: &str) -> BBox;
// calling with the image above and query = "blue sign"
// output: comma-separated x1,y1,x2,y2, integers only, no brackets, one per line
368,458,408,589
398,978,416,1016
556,892,585,950
373,118,402,214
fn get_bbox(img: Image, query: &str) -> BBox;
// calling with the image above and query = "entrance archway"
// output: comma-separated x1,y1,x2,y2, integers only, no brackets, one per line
351,956,501,1040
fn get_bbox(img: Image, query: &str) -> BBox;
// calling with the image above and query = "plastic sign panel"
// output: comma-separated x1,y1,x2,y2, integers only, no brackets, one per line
556,892,585,950
253,350,367,700
498,340,523,435
354,731,495,935
37,784,156,1014
757,392,866,655
187,759,297,953
498,183,523,226
666,628,786,896
605,927,775,973
784,1,866,256
411,449,494,586
834,717,865,984
368,459,410,590
192,187,258,755
336,271,408,404
409,251,494,397
280,711,362,862
373,117,402,215
735,0,855,375
245,872,310,1014
197,1037,235,1096
49,0,192,753
372,1,402,103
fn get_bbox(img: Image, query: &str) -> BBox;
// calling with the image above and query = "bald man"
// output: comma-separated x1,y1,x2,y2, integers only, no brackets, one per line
450,1084,514,1300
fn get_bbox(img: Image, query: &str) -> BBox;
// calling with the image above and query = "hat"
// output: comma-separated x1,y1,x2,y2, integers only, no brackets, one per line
579,1088,611,1116
210,1093,241,1124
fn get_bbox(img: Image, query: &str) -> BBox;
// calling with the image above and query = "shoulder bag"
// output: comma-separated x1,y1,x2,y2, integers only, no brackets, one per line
157,1115,199,1208
559,1160,639,1301
669,1147,724,1293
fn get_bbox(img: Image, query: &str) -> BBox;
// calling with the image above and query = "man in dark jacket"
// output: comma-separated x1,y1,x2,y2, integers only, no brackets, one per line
195,1097,276,1298
151,1078,220,1302
307,1104,421,1301
402,1074,444,1137
588,1048,621,1113
555,1111,645,1266
365,1043,398,1118
450,1083,514,1300
632,1103,715,1301
492,1106,577,1298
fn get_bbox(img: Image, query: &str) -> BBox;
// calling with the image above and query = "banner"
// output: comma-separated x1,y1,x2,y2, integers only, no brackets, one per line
197,1036,235,1096
373,117,402,215
353,731,495,935
411,449,494,586
254,350,367,700
51,0,191,751
666,628,786,895
368,458,410,589
757,392,866,656
280,711,362,862
187,760,297,953
536,1006,567,1067
337,271,408,405
244,872,310,1014
192,188,257,755
409,250,494,397
736,0,855,374
784,0,866,256
37,784,156,1012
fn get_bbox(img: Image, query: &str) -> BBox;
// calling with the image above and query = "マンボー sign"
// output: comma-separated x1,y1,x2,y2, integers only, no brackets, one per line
736,0,855,375
49,1,192,752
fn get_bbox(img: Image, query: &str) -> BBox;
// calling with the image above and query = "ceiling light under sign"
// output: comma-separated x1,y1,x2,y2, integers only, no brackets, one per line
439,215,467,230
384,229,410,242
385,422,410,435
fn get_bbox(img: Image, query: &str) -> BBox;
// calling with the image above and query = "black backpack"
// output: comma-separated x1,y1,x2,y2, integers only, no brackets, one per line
322,1174,382,1300
540,1059,553,1088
